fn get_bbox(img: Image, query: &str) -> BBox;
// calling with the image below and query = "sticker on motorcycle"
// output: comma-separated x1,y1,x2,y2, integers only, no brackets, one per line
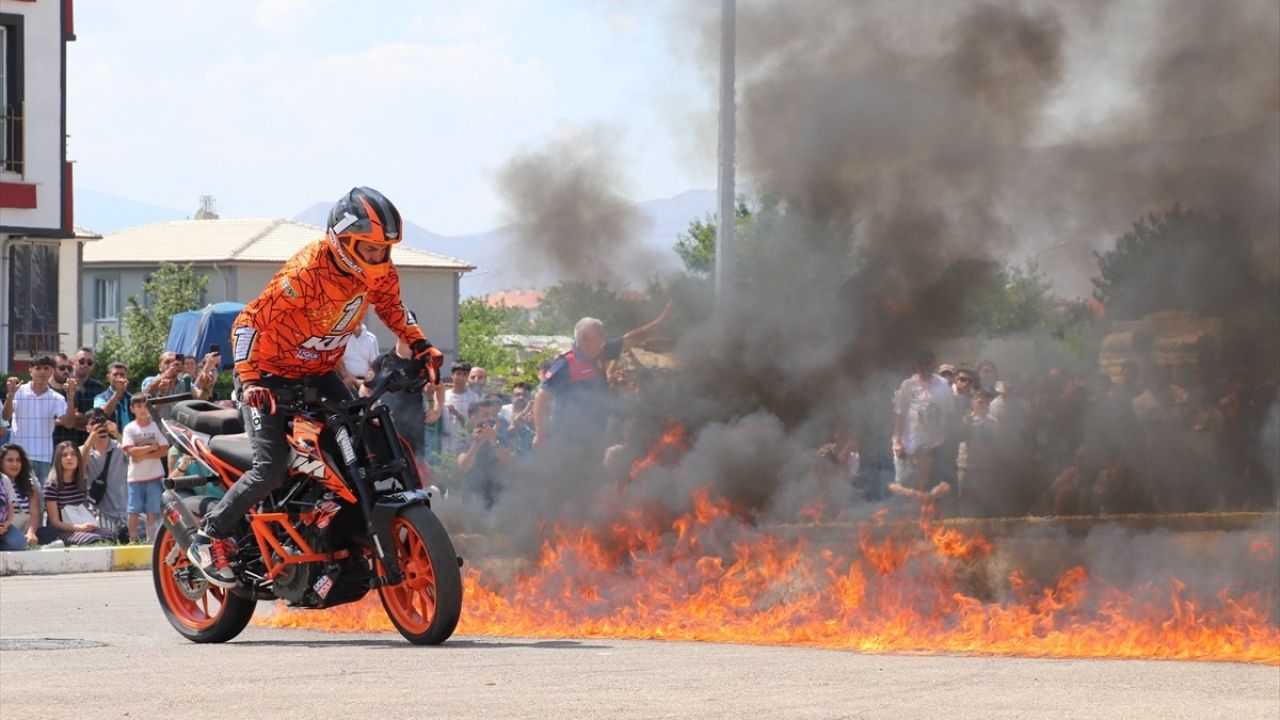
289,452,328,479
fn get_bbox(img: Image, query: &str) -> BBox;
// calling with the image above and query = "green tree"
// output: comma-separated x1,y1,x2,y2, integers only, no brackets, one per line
1093,205,1256,320
974,261,1054,336
97,263,208,381
673,199,753,278
530,281,665,337
456,299,566,389
457,298,518,379
1039,299,1104,366
916,259,1054,338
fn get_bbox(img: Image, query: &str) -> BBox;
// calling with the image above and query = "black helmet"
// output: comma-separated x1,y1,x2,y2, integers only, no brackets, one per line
326,186,403,284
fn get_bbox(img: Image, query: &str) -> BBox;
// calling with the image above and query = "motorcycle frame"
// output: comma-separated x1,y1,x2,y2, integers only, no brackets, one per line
149,377,431,591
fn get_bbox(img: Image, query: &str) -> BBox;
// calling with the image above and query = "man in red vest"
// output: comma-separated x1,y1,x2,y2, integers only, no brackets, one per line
532,302,672,458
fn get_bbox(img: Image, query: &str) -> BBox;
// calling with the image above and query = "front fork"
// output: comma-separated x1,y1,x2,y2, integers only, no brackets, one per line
326,408,425,587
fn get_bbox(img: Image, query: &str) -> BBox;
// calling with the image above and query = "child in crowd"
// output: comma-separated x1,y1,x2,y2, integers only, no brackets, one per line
121,395,168,543
168,445,225,500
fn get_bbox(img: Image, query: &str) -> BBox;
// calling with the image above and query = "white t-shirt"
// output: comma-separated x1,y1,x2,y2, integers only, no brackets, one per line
893,373,954,455
9,383,67,463
121,420,169,482
442,387,479,453
342,329,380,380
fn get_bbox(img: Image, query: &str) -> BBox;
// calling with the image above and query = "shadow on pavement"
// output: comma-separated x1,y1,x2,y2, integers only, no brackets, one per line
233,638,610,651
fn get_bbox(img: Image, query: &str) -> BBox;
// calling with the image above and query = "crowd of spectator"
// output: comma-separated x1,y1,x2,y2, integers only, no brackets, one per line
2,322,1275,552
420,328,1277,520
878,350,1279,517
1,346,222,550
345,294,1280,520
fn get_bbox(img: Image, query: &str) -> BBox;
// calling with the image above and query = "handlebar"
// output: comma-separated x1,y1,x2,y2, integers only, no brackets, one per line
149,360,425,422
148,392,194,408
270,358,426,417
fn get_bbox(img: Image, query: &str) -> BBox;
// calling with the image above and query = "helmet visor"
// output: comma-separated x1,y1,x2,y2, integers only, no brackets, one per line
346,237,392,265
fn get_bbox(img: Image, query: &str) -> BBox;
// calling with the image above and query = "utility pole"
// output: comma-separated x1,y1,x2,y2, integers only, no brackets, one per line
715,0,736,304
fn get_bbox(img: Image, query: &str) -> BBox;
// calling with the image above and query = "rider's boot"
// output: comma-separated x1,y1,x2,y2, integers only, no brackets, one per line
187,528,238,588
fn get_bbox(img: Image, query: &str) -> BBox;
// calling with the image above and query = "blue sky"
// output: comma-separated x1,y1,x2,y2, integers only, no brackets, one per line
68,1,714,235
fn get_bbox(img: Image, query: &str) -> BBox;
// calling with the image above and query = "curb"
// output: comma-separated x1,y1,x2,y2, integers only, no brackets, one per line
0,545,153,576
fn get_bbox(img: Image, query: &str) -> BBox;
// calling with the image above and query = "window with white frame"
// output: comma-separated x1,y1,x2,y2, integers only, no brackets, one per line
95,277,120,320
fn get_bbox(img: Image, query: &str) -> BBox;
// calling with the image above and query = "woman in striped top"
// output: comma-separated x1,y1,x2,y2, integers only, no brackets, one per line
43,441,114,546
1,444,42,548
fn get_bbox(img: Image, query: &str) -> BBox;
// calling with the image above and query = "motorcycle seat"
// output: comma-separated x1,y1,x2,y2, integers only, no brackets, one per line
172,400,244,436
209,433,254,473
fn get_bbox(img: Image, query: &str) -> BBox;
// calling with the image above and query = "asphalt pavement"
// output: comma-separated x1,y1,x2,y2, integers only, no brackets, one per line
2,571,1277,720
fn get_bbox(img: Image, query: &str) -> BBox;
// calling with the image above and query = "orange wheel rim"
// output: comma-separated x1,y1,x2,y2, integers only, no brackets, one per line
381,517,439,634
158,532,228,630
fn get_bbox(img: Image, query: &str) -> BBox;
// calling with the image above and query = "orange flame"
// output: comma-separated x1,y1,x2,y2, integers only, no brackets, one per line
629,425,689,483
264,509,1279,663
263,427,1280,664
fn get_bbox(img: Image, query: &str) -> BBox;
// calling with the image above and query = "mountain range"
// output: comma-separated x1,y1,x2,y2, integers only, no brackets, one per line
76,187,716,299
294,189,716,297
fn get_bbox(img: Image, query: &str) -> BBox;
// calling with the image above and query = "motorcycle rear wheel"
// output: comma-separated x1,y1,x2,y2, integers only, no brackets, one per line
152,500,256,643
378,504,462,645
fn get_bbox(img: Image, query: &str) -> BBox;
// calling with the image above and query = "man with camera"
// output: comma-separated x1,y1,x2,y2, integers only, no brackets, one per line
142,352,193,422
94,362,133,430
182,349,221,401
498,382,535,455
458,399,511,509
79,408,129,539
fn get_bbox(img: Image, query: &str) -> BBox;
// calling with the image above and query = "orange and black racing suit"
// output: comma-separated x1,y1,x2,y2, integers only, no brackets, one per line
203,238,427,537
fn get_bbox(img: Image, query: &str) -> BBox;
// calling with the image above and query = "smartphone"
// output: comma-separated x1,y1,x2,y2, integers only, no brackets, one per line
209,344,220,354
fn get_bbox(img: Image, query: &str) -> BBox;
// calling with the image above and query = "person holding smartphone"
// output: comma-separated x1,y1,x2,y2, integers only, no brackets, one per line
192,347,221,401
498,382,535,455
80,409,129,540
458,400,511,509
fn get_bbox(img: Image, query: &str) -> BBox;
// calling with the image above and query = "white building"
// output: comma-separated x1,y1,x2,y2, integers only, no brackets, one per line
83,218,474,361
0,0,87,372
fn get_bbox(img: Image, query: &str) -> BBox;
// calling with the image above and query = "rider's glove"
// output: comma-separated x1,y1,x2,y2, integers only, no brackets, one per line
410,340,444,385
241,384,277,415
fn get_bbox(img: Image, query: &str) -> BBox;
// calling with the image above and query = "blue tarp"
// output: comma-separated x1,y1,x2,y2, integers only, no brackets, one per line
164,310,201,360
164,302,245,369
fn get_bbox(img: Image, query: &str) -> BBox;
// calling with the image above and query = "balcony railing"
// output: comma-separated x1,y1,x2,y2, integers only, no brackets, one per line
1,105,23,176
12,329,61,357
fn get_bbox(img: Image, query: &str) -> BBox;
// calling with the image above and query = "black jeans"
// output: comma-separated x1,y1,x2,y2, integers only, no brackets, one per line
203,371,352,538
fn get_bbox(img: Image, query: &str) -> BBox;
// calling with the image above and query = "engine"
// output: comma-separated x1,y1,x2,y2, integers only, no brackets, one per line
267,493,372,608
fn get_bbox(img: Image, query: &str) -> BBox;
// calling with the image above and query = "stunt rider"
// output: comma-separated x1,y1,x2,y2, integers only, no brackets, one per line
188,187,444,587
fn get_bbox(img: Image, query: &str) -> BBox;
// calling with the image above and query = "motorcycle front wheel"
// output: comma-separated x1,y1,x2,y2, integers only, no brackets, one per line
377,504,463,645
152,498,256,643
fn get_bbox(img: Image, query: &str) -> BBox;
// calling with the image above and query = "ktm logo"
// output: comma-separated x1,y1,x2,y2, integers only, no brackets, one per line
299,334,351,352
289,452,328,479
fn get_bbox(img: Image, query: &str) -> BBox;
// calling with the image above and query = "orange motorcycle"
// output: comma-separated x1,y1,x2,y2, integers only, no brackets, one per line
150,356,461,645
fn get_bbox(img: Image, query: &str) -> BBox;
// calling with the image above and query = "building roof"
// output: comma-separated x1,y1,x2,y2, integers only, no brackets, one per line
486,288,545,310
84,218,473,271
497,334,573,353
